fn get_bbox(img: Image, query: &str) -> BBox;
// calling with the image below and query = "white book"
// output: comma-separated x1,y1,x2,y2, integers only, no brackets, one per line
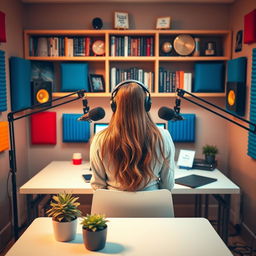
138,69,143,83
111,67,116,92
53,37,59,56
144,72,149,88
68,38,74,57
184,72,192,92
124,36,128,57
111,36,115,56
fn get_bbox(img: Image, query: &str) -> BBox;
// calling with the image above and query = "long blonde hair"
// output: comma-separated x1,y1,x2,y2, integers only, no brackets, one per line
100,82,167,191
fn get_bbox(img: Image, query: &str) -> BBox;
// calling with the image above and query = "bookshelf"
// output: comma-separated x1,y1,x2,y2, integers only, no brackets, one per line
24,29,231,98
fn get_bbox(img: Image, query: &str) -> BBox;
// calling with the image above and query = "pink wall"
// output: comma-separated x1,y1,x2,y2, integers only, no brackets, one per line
0,0,28,251
228,0,256,237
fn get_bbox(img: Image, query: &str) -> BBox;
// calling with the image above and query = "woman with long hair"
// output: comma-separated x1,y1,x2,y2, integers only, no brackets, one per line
90,81,175,191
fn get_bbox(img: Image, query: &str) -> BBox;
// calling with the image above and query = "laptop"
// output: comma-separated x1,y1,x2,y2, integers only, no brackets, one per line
94,122,166,134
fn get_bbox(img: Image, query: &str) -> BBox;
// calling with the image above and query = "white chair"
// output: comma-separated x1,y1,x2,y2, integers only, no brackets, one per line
91,189,174,217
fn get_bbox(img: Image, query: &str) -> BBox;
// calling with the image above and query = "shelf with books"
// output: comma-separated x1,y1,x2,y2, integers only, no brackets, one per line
23,29,231,98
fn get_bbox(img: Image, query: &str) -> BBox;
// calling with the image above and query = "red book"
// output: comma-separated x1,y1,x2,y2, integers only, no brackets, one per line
244,9,256,44
0,11,6,42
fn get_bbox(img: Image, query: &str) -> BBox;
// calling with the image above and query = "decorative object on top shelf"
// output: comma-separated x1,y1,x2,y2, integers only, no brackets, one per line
0,11,6,43
81,214,108,251
193,37,200,56
114,12,129,29
92,17,103,30
202,144,218,165
156,16,171,30
89,74,105,92
243,9,256,44
235,30,243,52
161,41,172,54
46,193,82,242
205,42,216,56
173,34,195,56
92,40,105,56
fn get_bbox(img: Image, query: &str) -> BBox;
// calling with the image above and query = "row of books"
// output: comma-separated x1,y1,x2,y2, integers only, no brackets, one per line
159,68,192,93
29,36,93,57
110,36,154,57
30,37,65,57
110,67,154,92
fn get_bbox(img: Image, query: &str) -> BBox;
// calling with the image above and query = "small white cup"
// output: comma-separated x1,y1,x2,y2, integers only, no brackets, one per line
72,153,82,165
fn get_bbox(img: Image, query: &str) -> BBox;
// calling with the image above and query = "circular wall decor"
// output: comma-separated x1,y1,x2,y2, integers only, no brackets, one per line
92,40,105,56
173,35,195,56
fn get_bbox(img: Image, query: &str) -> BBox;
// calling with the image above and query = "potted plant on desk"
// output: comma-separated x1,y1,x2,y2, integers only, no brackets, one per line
46,193,81,242
202,144,218,165
81,214,108,251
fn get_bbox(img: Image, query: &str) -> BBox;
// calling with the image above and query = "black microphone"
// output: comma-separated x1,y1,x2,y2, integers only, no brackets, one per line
77,107,105,122
158,106,184,121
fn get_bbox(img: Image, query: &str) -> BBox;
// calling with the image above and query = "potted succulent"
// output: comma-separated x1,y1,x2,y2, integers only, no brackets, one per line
46,193,81,242
202,144,218,164
81,214,108,251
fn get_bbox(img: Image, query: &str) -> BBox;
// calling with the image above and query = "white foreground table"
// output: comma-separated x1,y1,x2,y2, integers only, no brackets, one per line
6,217,232,256
19,161,240,244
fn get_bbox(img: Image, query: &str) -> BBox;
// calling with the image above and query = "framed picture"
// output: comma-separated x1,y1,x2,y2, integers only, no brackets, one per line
235,30,243,52
114,12,129,29
89,74,105,92
156,17,171,30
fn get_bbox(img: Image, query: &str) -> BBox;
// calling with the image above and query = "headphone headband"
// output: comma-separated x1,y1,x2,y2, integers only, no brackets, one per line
110,80,152,112
111,79,150,96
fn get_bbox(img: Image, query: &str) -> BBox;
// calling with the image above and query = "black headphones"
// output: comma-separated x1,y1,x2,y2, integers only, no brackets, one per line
110,80,152,112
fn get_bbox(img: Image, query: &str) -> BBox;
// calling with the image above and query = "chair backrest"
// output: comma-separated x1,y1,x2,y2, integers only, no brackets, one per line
91,189,174,217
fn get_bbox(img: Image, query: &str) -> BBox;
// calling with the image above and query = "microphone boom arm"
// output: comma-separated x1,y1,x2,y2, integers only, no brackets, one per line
176,88,256,134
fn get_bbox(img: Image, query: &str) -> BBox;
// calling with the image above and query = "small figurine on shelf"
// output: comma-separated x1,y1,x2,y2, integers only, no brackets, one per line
205,42,215,56
193,37,200,56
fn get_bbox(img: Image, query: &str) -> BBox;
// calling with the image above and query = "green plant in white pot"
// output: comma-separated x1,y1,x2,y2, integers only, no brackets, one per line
81,214,108,251
202,144,218,164
46,193,81,242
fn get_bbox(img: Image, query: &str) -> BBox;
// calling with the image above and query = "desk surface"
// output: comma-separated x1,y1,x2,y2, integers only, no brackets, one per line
19,161,240,195
5,217,232,256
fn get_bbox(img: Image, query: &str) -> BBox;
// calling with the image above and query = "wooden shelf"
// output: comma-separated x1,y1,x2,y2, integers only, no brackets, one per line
24,29,231,98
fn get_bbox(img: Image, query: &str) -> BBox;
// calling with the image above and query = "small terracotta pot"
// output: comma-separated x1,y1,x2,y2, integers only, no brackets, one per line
82,226,107,251
52,218,77,242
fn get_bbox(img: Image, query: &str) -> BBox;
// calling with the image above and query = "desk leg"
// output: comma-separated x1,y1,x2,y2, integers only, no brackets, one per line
195,195,202,217
204,195,209,218
223,194,231,244
26,194,32,225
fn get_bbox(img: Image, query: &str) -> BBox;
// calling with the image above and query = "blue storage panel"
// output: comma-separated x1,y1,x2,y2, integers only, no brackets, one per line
248,48,256,159
9,57,31,111
60,62,89,92
227,57,247,83
62,113,90,142
193,62,225,92
168,114,196,142
0,50,7,112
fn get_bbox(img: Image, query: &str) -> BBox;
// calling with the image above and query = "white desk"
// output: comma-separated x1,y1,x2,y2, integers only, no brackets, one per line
20,161,239,195
5,217,232,256
19,161,240,244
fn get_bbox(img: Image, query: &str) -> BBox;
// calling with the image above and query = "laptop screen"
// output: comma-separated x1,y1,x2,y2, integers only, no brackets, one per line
94,123,166,134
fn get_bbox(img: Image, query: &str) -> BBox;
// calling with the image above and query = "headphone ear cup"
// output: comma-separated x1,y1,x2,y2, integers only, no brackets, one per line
110,99,116,112
145,96,152,112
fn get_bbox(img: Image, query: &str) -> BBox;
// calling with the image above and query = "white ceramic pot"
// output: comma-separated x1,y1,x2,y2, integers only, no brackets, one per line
52,218,77,242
